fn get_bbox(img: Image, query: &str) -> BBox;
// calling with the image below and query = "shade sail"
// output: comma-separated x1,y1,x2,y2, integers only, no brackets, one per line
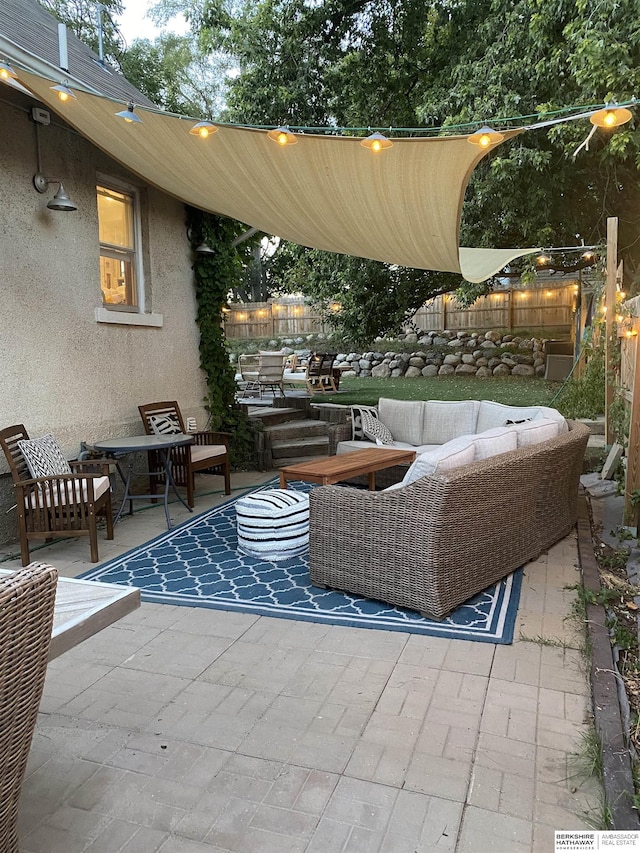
19,68,533,282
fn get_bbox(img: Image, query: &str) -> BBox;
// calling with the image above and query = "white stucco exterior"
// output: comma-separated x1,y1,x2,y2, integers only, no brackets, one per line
0,85,210,547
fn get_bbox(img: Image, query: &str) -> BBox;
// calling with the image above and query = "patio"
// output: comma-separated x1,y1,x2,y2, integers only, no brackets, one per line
0,471,598,853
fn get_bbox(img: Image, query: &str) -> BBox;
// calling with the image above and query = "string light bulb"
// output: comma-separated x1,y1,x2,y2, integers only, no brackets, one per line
467,125,504,147
115,102,142,123
0,60,17,80
267,126,297,146
189,121,217,138
536,253,551,266
360,132,393,152
50,83,76,102
590,105,633,128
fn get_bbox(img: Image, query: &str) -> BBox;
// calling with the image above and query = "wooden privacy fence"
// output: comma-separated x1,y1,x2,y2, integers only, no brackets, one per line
223,283,579,339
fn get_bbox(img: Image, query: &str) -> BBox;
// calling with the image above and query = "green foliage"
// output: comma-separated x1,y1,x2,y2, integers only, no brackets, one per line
556,331,606,419
185,207,259,469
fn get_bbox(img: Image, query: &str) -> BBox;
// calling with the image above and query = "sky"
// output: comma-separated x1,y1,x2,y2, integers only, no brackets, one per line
116,0,188,44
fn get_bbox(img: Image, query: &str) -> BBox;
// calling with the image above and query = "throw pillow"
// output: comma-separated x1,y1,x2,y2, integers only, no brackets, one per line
149,414,182,435
18,434,72,479
361,409,394,446
511,418,560,447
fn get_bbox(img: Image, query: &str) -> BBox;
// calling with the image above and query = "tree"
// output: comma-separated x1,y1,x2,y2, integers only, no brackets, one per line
191,0,640,336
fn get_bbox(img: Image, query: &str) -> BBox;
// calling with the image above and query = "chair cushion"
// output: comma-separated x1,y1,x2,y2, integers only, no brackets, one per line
511,418,560,447
149,414,182,435
191,444,227,464
476,401,566,433
469,426,518,460
378,399,425,445
421,400,480,444
18,434,72,479
401,438,476,485
361,409,394,446
26,475,111,508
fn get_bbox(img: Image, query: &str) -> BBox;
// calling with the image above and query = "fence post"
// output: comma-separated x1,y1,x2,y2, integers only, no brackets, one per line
605,217,618,445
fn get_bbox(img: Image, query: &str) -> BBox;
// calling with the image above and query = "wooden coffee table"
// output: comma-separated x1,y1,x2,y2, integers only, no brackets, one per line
279,447,416,491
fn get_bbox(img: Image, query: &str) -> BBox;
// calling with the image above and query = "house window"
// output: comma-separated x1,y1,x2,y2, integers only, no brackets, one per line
97,183,140,308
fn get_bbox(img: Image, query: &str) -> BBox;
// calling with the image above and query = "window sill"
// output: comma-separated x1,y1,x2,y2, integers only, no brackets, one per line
95,307,163,328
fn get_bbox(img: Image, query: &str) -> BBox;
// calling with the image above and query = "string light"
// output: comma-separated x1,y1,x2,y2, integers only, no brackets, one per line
467,126,504,147
189,121,217,138
0,60,17,80
115,102,142,123
267,126,297,146
360,132,393,151
590,105,633,128
50,83,76,102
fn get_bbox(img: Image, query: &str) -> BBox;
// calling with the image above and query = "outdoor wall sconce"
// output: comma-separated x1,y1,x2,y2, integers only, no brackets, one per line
33,173,78,211
189,121,217,138
0,60,17,81
360,132,393,151
467,125,505,147
267,126,297,146
115,102,142,123
195,242,215,254
50,83,76,102
590,105,633,128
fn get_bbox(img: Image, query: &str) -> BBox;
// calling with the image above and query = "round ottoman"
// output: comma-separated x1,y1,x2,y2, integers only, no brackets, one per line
236,489,309,561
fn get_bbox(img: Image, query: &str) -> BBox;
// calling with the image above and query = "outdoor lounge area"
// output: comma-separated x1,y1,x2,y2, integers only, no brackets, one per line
0,467,600,852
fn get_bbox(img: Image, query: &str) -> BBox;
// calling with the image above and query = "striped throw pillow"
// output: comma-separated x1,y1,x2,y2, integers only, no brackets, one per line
149,414,181,435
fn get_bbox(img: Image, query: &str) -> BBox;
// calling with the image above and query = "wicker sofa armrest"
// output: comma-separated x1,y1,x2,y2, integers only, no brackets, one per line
327,422,352,455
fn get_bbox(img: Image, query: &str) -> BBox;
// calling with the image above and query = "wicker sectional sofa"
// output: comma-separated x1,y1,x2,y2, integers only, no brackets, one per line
310,417,589,620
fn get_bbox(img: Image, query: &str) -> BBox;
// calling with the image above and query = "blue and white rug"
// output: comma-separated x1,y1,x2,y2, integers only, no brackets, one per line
79,481,522,643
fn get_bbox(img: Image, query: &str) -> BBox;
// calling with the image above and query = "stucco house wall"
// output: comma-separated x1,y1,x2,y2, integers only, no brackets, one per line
0,84,209,548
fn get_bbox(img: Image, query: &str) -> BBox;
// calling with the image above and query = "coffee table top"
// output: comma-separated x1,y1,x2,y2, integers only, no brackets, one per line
280,447,416,483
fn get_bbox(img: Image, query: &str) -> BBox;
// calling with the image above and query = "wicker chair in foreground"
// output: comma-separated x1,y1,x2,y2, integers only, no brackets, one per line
0,562,57,853
139,401,231,508
0,425,114,567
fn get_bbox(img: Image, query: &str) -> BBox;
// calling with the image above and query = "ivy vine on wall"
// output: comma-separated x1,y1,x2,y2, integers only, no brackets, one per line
185,206,258,469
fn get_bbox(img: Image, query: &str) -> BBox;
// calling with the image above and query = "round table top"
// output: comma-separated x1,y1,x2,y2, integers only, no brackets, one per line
93,434,194,454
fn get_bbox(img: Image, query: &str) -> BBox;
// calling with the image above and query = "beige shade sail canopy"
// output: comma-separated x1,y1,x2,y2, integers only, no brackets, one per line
20,69,536,282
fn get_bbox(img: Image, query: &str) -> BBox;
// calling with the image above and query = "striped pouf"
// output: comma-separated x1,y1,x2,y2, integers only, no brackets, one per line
236,489,310,561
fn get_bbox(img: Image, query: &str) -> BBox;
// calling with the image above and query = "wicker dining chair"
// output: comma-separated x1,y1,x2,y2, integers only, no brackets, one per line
138,402,231,508
0,562,57,853
0,425,114,567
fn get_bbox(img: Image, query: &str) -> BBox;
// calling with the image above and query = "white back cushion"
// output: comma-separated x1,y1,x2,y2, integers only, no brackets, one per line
511,417,560,447
401,437,476,485
476,401,565,433
421,400,479,444
378,398,425,445
470,426,518,460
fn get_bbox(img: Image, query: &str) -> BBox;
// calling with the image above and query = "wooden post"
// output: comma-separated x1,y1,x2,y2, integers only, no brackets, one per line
625,332,640,524
605,217,618,444
508,289,513,331
440,294,446,330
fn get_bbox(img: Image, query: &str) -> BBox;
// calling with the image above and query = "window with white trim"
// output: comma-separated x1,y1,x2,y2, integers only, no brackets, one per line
97,182,142,309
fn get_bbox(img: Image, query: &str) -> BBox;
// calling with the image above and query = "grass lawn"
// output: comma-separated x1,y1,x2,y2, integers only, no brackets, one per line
327,375,566,408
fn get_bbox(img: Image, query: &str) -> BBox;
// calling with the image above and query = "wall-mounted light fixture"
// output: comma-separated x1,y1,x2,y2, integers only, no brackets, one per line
467,126,505,147
267,126,297,146
189,121,217,138
33,172,78,211
115,102,142,123
195,242,215,255
50,83,76,102
360,132,393,151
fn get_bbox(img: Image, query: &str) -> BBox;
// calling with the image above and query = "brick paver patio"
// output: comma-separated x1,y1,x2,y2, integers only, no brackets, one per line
0,471,600,852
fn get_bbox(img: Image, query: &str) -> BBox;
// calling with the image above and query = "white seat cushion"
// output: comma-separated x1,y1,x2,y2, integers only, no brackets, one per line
190,444,227,463
378,398,425,445
421,400,479,444
27,475,111,508
476,401,566,433
400,437,477,485
336,440,439,455
469,426,518,460
511,417,560,447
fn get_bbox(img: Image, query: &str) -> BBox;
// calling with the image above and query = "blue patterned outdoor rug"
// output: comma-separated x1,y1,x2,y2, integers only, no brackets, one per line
79,481,522,643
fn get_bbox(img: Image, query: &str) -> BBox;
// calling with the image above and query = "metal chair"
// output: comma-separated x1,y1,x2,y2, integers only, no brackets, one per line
138,402,231,508
0,425,114,567
0,562,57,853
